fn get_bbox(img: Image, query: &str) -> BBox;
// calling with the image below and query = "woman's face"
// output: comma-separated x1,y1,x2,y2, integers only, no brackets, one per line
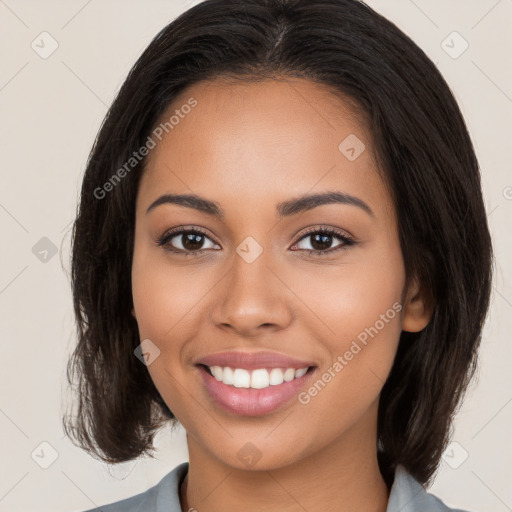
131,77,429,470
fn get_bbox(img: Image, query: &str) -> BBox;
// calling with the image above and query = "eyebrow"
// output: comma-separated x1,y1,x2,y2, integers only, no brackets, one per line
146,191,374,218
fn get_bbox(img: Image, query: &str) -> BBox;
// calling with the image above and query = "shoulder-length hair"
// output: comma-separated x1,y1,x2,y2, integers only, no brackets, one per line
63,0,493,485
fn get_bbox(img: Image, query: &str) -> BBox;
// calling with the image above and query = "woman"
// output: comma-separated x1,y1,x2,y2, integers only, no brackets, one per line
64,0,493,510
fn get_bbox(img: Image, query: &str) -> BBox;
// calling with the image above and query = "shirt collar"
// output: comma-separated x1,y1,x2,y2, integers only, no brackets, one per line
386,464,458,511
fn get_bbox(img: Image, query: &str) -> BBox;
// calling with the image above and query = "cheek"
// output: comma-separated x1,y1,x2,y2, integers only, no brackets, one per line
131,245,211,341
290,242,404,412
131,247,203,423
290,244,404,348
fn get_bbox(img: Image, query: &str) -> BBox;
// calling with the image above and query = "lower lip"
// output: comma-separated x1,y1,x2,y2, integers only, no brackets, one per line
197,365,316,416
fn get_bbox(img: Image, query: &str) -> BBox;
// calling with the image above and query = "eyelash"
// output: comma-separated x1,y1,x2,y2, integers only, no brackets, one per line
155,225,355,257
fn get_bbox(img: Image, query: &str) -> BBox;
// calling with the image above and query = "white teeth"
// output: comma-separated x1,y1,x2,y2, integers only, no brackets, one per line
283,368,295,382
207,366,310,389
250,369,269,389
212,365,223,381
269,368,284,385
295,367,308,378
223,366,234,385
233,368,250,388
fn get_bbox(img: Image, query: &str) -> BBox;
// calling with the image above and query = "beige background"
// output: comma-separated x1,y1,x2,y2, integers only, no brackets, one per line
0,0,511,511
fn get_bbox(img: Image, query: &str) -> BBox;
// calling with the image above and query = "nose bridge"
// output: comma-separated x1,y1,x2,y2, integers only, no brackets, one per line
230,239,271,294
212,236,292,333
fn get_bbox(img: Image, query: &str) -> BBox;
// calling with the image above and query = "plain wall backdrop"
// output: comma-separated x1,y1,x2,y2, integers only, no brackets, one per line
0,1,511,511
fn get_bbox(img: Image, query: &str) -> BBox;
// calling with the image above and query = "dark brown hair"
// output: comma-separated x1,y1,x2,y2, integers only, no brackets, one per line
63,0,493,485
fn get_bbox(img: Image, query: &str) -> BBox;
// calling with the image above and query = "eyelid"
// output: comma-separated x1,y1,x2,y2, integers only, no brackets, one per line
292,225,355,245
157,224,215,238
155,225,220,250
289,225,355,255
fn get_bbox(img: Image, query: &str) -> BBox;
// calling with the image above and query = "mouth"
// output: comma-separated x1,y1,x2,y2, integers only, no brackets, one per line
199,364,314,389
195,354,317,416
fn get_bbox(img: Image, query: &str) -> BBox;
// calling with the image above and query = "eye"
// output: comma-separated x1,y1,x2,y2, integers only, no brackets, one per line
156,226,220,255
156,225,355,257
291,226,355,256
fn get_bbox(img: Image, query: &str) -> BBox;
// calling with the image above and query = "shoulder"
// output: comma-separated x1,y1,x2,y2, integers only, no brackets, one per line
387,465,471,512
80,462,189,512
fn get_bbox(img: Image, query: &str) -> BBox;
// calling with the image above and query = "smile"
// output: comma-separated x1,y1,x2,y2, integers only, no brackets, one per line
205,365,310,389
197,363,316,416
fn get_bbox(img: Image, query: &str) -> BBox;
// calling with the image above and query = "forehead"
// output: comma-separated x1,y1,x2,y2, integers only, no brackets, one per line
137,77,391,219
149,76,371,157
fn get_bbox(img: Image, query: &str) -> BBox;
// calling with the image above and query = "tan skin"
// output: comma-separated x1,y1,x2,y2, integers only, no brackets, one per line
131,77,432,512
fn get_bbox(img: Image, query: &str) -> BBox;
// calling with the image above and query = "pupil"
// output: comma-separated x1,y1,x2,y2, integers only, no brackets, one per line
179,233,334,251
311,233,332,251
183,233,204,250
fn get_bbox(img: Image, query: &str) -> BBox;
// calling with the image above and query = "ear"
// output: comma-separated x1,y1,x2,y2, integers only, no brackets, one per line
131,307,137,320
401,275,433,333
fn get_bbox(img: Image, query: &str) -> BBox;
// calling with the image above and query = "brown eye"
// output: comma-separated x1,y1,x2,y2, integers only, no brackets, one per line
177,232,207,251
157,228,220,255
292,227,355,255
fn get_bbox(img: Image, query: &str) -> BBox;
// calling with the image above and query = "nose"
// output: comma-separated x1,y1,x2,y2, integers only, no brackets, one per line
210,249,294,338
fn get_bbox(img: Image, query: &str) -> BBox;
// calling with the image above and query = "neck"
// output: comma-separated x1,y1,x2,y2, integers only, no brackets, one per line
179,406,390,512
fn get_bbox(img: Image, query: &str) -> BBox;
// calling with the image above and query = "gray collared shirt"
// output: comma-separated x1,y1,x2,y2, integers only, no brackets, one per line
82,462,470,512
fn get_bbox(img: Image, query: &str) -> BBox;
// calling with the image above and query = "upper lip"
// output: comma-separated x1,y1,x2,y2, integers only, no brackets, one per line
196,351,316,371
